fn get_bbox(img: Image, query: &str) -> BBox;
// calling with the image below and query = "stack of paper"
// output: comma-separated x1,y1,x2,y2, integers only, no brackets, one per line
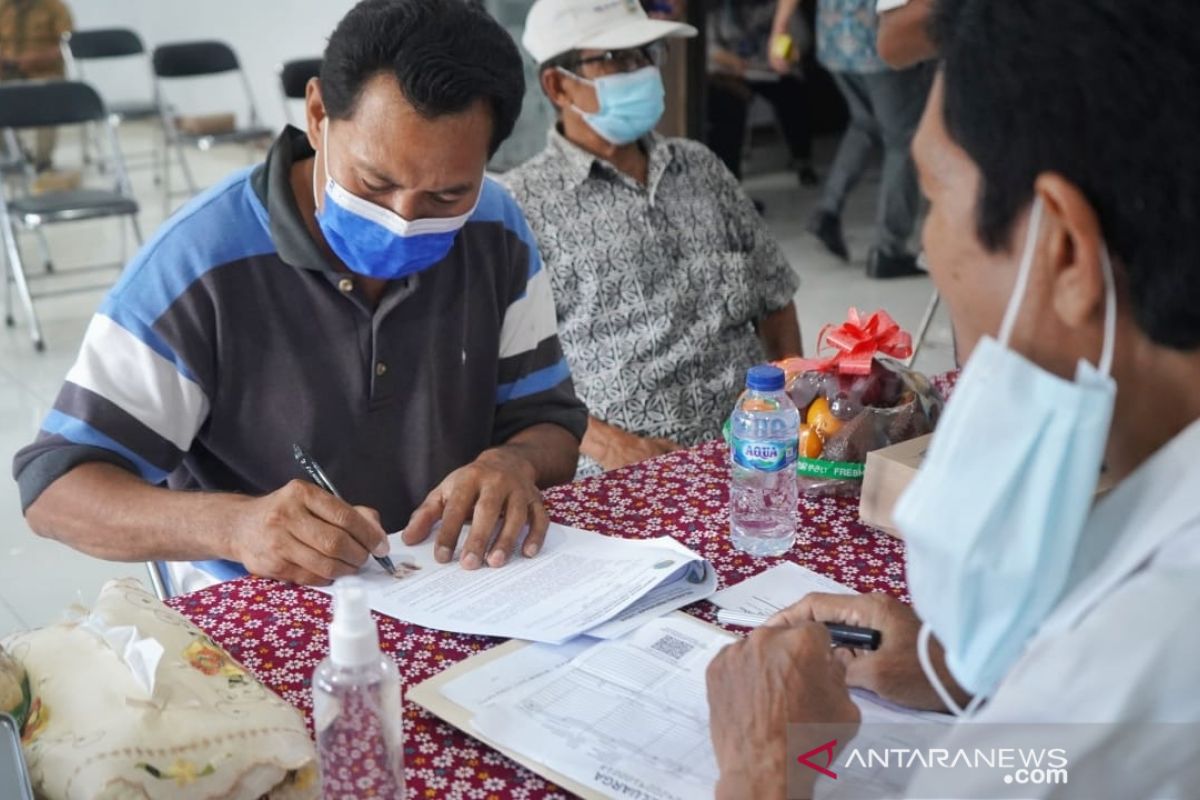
436,615,729,800
391,534,956,799
338,524,716,643
710,560,858,616
412,612,952,800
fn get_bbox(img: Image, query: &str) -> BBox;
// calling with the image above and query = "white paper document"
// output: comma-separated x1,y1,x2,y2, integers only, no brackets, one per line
814,691,953,800
465,615,733,800
337,524,714,643
584,537,717,640
439,614,953,800
710,561,857,617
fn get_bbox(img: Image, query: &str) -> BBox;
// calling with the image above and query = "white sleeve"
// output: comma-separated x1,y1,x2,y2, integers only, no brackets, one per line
904,556,1200,798
876,0,912,12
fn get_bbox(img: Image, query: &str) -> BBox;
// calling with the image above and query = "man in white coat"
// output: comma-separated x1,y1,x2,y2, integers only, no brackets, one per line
705,0,1200,797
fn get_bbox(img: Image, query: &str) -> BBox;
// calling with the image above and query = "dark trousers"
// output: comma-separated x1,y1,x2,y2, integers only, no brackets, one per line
706,74,814,180
818,63,934,254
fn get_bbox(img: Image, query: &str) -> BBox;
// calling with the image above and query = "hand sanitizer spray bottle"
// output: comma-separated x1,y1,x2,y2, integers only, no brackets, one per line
313,577,404,798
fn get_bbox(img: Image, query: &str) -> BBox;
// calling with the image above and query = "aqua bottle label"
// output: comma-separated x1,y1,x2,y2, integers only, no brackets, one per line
732,436,799,473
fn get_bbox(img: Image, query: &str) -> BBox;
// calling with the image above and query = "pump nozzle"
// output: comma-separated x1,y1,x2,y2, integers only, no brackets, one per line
329,576,381,667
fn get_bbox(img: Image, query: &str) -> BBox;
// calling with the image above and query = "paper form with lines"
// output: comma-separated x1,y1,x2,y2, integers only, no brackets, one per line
450,615,733,800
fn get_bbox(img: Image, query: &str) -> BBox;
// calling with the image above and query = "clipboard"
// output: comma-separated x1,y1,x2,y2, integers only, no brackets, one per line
407,638,607,800
407,613,733,800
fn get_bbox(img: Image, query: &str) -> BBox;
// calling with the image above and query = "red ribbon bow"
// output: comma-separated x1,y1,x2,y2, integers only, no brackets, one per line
777,308,913,377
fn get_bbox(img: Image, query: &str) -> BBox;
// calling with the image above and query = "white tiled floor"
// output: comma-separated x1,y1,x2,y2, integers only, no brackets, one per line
0,122,954,635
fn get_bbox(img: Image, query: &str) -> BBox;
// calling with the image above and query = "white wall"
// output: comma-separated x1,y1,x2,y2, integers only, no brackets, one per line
70,0,358,131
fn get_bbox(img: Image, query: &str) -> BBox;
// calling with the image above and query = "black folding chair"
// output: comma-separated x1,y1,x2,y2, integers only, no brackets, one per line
152,40,273,209
0,81,141,351
278,57,321,126
61,28,165,178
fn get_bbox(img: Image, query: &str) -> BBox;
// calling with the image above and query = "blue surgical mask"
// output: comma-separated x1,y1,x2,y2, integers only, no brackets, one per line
312,123,480,281
894,197,1118,712
560,65,665,145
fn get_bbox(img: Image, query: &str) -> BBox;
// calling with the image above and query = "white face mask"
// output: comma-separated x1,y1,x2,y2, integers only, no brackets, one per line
556,65,665,145
894,197,1118,713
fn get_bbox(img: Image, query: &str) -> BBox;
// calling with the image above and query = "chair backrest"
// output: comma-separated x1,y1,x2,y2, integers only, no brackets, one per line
153,40,240,78
0,81,105,128
65,28,145,60
279,57,321,100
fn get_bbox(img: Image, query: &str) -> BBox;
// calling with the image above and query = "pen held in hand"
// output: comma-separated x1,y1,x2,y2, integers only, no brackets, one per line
715,609,882,650
291,443,397,576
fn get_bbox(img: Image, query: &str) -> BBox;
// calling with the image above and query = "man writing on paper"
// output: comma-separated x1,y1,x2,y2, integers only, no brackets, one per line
12,0,587,592
707,1,1200,797
504,0,803,476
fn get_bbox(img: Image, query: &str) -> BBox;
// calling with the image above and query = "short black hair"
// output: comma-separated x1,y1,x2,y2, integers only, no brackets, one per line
321,0,525,156
932,0,1200,350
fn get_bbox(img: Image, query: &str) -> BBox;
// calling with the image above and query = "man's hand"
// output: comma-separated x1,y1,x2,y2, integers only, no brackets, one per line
402,447,547,570
707,623,861,799
769,592,972,712
230,480,389,585
599,432,681,471
582,417,681,472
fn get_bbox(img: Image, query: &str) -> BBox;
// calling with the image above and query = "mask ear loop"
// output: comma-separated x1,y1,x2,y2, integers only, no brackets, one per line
997,196,1045,349
556,67,599,125
917,624,986,718
996,196,1118,378
1096,247,1117,377
312,120,329,210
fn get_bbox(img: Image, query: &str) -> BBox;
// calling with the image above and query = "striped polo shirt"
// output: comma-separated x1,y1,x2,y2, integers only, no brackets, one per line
13,128,587,573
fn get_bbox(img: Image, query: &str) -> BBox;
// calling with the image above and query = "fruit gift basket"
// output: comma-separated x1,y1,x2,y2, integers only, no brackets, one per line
775,309,945,496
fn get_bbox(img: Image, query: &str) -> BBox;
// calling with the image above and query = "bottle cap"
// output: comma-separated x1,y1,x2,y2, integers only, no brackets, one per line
328,577,380,668
746,364,785,392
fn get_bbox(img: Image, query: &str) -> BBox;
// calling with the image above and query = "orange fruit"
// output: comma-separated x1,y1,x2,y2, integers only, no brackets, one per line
806,396,844,438
799,424,824,459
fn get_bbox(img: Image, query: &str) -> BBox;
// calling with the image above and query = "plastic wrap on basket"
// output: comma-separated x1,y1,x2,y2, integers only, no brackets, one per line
775,309,945,496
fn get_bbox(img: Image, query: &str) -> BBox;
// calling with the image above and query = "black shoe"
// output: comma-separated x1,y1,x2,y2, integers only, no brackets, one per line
866,249,925,279
797,163,819,187
806,211,849,261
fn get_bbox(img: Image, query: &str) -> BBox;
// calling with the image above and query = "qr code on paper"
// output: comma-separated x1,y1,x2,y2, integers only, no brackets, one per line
650,634,694,661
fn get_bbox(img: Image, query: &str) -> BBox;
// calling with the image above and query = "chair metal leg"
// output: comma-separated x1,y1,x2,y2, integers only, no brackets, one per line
161,138,171,219
145,561,171,601
152,125,165,187
2,244,12,328
129,214,143,247
906,289,941,369
33,227,53,273
1,220,44,351
174,138,197,195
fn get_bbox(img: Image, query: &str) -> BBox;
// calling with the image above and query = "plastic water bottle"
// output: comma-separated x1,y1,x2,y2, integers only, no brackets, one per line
730,364,800,556
313,577,404,798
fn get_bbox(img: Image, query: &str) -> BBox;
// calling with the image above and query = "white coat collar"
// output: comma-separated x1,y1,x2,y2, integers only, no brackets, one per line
1038,417,1200,636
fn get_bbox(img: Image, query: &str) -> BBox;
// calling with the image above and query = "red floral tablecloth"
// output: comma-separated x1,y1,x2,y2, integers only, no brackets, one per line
167,437,915,799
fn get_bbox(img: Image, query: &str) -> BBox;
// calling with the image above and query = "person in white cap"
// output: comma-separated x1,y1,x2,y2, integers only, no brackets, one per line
504,0,804,477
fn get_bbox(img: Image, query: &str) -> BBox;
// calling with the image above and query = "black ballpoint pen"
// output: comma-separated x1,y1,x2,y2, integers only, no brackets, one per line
292,443,396,576
715,609,882,650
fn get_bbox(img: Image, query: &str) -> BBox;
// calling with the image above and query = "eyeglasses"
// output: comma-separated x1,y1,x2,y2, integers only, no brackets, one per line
565,42,667,74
